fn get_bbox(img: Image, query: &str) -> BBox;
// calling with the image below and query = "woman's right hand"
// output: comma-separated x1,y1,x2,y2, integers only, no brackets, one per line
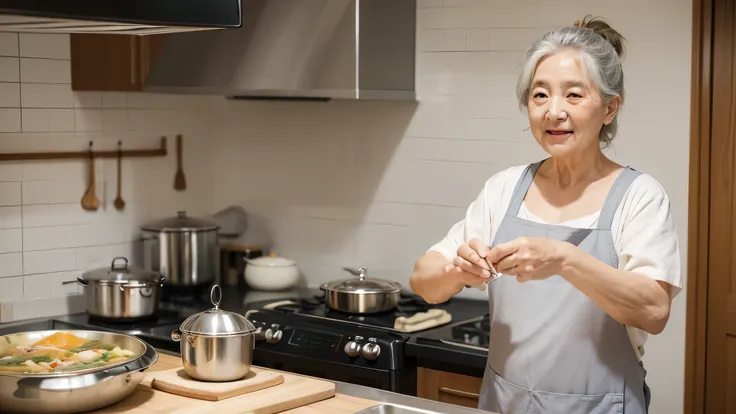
446,238,493,286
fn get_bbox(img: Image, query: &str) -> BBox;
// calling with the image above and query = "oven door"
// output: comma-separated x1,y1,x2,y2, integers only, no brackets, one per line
253,349,401,391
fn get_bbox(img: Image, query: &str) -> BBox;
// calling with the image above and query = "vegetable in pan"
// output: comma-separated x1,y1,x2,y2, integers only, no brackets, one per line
0,332,136,374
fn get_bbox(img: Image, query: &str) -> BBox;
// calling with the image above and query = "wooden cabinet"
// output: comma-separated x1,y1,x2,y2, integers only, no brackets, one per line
417,367,483,409
70,34,167,91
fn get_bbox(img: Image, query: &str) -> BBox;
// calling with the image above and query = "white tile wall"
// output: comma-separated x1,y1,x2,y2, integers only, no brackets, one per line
0,32,218,322
209,1,691,413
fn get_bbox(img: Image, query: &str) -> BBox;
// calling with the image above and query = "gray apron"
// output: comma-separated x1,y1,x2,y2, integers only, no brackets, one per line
479,160,651,414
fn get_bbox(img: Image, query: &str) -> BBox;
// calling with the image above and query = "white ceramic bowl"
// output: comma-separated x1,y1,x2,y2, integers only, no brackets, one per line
244,254,299,291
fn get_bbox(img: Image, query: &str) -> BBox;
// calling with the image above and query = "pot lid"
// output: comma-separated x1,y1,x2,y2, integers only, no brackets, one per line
179,285,256,336
141,211,219,232
81,257,164,285
320,266,402,294
246,253,295,267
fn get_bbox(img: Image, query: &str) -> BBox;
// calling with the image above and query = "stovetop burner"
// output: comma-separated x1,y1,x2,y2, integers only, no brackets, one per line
253,291,436,331
410,312,491,353
446,314,490,349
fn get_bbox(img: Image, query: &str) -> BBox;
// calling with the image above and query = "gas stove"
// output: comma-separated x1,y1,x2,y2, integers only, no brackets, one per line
248,290,438,331
48,288,489,396
240,290,482,394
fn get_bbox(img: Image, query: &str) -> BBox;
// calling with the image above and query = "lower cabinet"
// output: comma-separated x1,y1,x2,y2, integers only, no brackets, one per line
416,367,483,409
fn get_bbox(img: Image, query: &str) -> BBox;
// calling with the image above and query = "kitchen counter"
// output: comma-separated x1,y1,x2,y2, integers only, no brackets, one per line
0,295,494,413
112,349,493,414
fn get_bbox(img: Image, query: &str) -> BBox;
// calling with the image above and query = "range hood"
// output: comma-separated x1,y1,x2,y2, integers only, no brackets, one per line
141,0,416,101
0,0,242,35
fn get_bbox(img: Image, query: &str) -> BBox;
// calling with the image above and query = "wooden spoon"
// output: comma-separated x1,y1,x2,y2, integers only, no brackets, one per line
80,142,100,211
174,134,186,191
114,141,125,211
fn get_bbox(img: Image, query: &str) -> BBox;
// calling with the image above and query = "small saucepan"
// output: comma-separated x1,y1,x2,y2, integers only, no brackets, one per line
171,285,262,382
319,266,402,314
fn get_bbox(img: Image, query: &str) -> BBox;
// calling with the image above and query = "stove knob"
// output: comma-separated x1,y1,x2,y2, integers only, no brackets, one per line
265,329,282,344
362,343,381,360
344,341,361,357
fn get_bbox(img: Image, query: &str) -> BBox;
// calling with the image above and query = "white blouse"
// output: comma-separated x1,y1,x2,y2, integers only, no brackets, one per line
427,164,684,361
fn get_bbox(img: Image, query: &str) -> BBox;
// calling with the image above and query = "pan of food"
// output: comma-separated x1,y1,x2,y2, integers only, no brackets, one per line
0,330,158,414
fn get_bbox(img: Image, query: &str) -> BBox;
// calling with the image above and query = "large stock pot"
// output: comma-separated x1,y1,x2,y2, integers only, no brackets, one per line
141,211,220,287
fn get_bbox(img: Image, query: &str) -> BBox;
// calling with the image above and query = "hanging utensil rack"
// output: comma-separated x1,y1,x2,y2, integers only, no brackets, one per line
0,136,167,161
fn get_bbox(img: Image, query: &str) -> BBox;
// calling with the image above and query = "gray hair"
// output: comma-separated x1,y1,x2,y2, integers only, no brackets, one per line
516,17,625,147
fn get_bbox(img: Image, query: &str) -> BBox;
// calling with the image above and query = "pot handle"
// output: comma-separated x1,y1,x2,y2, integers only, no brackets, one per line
61,278,88,286
118,283,155,293
171,329,182,342
119,275,165,291
343,266,368,280
110,256,129,271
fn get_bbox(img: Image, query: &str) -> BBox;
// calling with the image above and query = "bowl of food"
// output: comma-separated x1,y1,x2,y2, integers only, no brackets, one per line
0,330,158,414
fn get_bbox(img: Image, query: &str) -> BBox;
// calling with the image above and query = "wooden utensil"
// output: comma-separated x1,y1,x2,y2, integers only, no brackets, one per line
174,134,186,191
114,141,125,211
81,142,100,211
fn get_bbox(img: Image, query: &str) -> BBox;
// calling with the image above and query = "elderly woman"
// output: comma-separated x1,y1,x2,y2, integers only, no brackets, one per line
409,16,682,414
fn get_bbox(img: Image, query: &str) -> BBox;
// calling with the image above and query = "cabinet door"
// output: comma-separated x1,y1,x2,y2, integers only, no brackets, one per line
70,34,166,91
417,367,483,409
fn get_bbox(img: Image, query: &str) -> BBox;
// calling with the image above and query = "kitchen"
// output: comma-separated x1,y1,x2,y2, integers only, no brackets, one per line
0,0,692,414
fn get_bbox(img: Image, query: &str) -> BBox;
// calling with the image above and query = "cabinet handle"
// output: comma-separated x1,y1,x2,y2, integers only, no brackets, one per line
439,387,480,399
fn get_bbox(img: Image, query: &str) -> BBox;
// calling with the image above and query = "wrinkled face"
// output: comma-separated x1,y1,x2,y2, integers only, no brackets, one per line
527,49,619,157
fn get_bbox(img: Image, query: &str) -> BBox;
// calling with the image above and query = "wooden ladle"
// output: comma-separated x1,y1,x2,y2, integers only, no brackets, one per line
114,141,125,211
174,134,186,191
80,142,100,211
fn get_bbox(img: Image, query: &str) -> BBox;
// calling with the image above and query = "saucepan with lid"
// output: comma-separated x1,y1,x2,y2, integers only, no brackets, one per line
70,257,165,321
171,285,261,382
319,266,402,314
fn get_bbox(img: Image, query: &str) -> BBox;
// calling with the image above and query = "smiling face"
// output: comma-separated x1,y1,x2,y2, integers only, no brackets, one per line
527,48,620,158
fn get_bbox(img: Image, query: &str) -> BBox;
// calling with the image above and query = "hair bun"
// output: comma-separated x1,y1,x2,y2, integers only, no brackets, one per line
574,15,626,59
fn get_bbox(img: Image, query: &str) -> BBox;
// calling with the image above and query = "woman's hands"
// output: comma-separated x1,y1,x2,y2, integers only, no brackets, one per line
453,237,572,283
488,237,571,282
447,238,494,286
446,236,574,287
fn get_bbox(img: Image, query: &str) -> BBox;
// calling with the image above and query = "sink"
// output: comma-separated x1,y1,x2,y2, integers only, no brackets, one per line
354,404,440,414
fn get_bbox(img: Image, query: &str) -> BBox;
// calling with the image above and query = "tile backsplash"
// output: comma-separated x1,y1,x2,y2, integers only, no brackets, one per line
0,31,216,321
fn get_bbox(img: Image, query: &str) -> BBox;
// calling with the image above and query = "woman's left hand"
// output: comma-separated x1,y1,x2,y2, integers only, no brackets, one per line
487,237,572,282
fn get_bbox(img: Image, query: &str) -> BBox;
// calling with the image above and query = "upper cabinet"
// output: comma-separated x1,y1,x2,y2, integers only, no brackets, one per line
70,34,167,92
68,1,417,101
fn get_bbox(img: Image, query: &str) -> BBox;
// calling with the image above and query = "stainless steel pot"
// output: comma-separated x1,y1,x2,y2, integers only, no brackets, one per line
73,257,165,321
320,266,402,314
0,329,158,414
171,285,260,382
141,211,220,287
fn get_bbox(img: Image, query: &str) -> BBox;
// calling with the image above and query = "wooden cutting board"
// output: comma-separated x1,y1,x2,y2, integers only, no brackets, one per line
91,365,336,414
151,368,284,401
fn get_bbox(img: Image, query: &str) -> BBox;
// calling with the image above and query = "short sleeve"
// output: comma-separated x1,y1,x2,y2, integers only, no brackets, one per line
426,187,489,262
426,167,515,262
616,176,683,297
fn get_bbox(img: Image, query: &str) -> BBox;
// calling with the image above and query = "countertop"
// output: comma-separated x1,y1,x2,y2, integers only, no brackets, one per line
0,319,494,414
105,349,492,414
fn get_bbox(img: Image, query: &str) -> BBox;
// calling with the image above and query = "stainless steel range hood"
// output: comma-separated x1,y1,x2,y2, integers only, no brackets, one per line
141,0,416,101
0,0,242,35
